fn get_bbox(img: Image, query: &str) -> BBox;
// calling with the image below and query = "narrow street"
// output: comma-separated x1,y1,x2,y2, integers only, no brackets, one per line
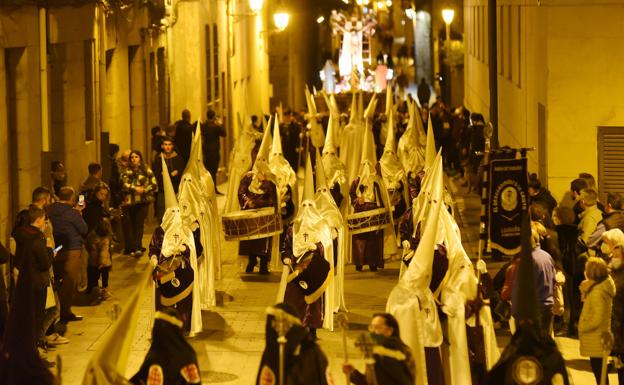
44,180,607,384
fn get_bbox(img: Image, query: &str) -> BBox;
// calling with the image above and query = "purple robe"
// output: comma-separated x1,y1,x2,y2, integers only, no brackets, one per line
237,172,278,258
281,226,324,328
350,177,384,268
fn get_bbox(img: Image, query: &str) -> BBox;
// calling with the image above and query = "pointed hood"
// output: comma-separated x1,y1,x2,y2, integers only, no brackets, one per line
364,93,378,121
402,153,444,287
385,85,393,116
303,152,315,203
82,268,152,385
380,110,405,189
330,93,340,116
323,113,338,155
254,116,273,169
425,113,437,170
358,91,365,121
384,111,396,153
162,156,178,210
348,92,358,125
305,86,325,147
292,153,326,258
270,113,283,162
315,147,328,190
360,122,377,167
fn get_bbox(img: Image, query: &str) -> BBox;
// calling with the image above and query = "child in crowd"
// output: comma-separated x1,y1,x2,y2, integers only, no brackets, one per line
85,218,113,300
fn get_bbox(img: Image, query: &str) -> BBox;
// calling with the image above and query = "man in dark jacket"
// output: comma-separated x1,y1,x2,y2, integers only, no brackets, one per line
528,174,558,216
0,216,56,381
201,109,226,194
48,187,88,323
175,109,195,166
342,313,415,385
588,192,624,253
12,206,55,355
151,137,186,221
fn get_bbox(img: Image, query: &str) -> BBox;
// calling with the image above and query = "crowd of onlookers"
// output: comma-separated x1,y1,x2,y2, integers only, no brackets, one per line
404,96,624,384
0,108,226,368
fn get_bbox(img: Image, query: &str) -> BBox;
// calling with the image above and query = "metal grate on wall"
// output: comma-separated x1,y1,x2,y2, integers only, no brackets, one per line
598,127,624,203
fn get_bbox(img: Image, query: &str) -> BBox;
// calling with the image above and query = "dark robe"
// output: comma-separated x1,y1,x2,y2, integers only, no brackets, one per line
237,172,278,258
0,241,55,385
130,311,201,385
149,226,203,333
280,226,325,329
330,182,344,208
391,181,407,220
350,177,385,268
349,334,415,385
256,303,330,385
486,323,569,385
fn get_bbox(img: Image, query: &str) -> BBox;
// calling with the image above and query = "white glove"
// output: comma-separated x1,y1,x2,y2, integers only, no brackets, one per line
476,259,487,274
402,240,411,249
150,255,158,267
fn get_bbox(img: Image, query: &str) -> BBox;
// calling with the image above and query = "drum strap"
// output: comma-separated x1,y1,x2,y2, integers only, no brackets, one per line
161,285,193,307
304,273,333,305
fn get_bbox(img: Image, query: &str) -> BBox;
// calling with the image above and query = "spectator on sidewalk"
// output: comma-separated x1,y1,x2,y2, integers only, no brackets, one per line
12,206,58,354
150,125,166,162
151,137,185,221
85,218,113,300
528,173,558,216
175,109,195,165
48,186,88,323
50,161,67,199
121,150,157,257
79,163,103,201
606,229,624,385
570,178,590,224
588,192,624,254
82,183,112,233
28,186,68,345
417,77,431,108
578,188,604,258
201,109,226,194
578,257,615,385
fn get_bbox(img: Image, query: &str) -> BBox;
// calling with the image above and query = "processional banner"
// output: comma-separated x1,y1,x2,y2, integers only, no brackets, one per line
488,158,528,255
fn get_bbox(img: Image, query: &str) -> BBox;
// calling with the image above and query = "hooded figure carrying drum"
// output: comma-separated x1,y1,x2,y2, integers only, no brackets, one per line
149,158,203,335
237,122,279,274
279,154,334,338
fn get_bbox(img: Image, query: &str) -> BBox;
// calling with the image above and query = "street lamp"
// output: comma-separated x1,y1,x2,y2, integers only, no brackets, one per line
273,8,289,31
249,0,263,13
442,8,454,43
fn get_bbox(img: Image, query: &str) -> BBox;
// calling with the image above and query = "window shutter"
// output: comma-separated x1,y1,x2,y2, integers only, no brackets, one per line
598,127,624,202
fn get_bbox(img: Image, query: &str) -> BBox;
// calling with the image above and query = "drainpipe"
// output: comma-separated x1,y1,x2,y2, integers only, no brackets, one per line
488,0,498,148
39,7,50,152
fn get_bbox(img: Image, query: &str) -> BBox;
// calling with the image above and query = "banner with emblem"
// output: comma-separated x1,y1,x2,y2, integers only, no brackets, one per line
488,158,528,255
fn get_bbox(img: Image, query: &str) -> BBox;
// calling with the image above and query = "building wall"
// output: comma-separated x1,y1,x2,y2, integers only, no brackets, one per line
463,0,624,200
0,6,44,242
0,2,165,243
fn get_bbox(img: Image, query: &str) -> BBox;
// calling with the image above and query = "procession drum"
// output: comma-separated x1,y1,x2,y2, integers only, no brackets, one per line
222,207,282,241
290,251,332,304
346,207,391,235
155,256,194,306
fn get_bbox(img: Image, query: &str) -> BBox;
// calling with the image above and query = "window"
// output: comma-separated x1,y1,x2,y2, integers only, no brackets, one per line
84,40,95,141
598,127,624,203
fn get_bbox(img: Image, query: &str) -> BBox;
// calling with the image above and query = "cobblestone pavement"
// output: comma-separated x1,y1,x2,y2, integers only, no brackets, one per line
48,180,606,384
